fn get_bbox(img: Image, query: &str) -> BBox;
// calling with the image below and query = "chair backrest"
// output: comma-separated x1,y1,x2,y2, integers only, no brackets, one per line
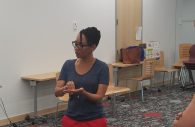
155,51,164,68
189,44,195,60
179,43,192,60
142,58,155,77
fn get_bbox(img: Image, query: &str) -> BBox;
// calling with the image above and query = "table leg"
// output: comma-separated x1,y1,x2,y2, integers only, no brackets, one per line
30,81,37,115
112,94,116,116
25,81,48,125
113,67,119,86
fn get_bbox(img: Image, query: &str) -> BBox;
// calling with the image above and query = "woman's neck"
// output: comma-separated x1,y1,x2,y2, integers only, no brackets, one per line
75,56,96,75
78,56,95,64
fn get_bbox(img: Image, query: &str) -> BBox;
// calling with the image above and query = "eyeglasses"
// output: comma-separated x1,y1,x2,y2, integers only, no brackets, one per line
72,41,89,48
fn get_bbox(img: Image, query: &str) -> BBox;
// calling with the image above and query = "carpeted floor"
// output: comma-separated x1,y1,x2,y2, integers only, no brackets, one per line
2,84,195,127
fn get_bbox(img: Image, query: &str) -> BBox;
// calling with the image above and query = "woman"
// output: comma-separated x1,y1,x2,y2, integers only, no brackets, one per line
55,27,109,127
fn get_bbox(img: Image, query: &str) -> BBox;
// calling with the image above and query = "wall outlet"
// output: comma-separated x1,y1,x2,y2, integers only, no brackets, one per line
72,21,78,31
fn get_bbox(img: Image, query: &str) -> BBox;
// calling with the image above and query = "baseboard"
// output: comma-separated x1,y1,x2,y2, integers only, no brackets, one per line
0,103,67,126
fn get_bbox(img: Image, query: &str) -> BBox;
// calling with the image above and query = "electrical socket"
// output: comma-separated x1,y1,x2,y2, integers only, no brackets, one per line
72,21,78,31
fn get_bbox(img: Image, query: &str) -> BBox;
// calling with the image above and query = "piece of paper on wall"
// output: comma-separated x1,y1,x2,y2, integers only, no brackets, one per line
136,26,142,41
145,41,160,59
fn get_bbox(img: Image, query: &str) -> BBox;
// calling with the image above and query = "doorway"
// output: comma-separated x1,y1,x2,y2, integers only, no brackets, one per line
116,0,142,61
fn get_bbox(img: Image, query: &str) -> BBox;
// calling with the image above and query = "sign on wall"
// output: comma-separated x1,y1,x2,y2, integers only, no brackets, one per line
145,41,160,59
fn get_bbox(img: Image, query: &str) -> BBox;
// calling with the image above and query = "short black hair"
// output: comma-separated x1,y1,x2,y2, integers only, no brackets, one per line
80,27,101,46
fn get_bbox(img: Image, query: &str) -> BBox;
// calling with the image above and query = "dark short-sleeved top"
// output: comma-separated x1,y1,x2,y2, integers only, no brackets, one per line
59,59,109,121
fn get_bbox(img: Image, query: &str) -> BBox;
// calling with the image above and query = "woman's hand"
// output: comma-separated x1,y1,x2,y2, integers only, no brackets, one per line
70,87,84,94
63,81,84,95
63,81,75,94
175,112,183,120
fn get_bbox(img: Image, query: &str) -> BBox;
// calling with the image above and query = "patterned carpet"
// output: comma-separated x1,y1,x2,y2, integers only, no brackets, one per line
2,84,195,127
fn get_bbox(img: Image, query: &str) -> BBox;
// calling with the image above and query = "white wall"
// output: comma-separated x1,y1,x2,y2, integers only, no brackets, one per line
176,0,195,59
175,0,195,81
142,0,177,66
0,0,115,119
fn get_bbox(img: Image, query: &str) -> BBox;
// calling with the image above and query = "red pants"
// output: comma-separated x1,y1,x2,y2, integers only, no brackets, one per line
61,115,107,127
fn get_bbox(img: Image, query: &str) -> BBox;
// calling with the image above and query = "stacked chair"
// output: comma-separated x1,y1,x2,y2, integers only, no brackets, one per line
173,43,192,89
129,58,155,102
183,44,195,88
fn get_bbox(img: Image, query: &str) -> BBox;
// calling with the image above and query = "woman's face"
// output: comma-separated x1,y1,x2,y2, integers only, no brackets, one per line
73,33,93,59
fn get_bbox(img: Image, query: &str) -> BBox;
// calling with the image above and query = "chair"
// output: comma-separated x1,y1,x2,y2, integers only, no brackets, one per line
173,43,192,88
104,64,131,115
154,51,178,85
179,43,192,60
129,58,155,101
173,43,192,69
105,84,131,115
183,44,195,88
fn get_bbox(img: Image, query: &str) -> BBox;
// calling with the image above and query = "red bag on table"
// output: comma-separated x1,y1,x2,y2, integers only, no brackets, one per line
120,46,141,64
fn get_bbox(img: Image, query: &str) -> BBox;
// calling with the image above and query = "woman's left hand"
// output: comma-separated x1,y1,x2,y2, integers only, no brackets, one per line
70,87,84,94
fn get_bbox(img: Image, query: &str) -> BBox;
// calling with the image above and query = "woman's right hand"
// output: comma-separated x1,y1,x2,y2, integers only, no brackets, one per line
63,81,75,94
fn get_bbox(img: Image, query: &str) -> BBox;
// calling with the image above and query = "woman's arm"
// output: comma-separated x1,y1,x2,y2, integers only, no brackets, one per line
54,80,66,97
82,84,108,102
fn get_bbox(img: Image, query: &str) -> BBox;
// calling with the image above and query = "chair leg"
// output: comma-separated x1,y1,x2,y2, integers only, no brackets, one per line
163,72,165,85
150,78,153,87
188,69,195,85
170,71,176,86
184,67,188,87
180,66,187,87
172,71,176,85
125,87,131,101
140,81,144,102
55,101,64,126
170,72,173,85
178,67,182,81
112,94,116,116
109,94,116,116
55,102,60,126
